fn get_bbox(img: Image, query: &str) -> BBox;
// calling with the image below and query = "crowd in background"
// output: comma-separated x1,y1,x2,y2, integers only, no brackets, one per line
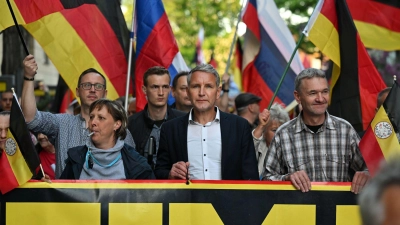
1,55,398,224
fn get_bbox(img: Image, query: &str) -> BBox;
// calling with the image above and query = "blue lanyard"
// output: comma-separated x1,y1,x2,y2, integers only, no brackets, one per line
86,148,122,169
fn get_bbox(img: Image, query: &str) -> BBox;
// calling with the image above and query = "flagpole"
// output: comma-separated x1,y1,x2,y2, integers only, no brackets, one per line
124,1,136,111
11,88,43,179
267,33,305,109
224,3,245,75
5,0,29,55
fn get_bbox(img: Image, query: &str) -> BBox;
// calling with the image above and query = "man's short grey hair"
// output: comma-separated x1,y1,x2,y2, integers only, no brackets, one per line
187,64,220,87
295,68,327,92
358,158,400,225
268,103,290,125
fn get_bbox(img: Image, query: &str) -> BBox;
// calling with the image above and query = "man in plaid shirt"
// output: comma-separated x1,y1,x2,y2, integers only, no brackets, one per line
263,68,369,194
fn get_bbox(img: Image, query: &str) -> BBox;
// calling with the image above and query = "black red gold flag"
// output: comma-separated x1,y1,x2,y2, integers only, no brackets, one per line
0,93,40,194
360,81,400,175
231,40,243,91
0,0,131,100
347,0,400,51
304,0,387,132
50,75,74,113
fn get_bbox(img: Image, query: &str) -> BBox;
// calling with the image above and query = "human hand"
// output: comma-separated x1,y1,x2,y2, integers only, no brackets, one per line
40,174,52,183
351,171,370,194
169,161,190,180
258,109,270,127
288,170,311,192
23,54,38,78
221,73,230,89
253,109,270,138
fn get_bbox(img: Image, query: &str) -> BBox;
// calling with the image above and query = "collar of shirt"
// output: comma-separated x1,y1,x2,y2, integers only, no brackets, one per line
146,109,168,120
78,114,88,131
188,106,220,126
145,108,168,128
294,111,336,133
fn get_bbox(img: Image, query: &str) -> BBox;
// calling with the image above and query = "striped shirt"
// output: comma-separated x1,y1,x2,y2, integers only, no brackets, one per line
263,112,367,182
27,110,135,178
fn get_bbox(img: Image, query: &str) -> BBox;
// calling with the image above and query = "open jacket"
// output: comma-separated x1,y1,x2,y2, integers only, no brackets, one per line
155,111,259,180
60,143,155,179
127,104,186,156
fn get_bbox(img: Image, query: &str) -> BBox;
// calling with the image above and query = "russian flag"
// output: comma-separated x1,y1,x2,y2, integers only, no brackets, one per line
135,0,189,111
242,0,304,109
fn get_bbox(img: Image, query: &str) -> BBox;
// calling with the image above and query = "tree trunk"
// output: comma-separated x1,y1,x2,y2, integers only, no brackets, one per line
1,26,33,95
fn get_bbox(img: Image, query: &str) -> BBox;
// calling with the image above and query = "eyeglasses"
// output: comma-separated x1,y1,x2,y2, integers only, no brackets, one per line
80,83,105,91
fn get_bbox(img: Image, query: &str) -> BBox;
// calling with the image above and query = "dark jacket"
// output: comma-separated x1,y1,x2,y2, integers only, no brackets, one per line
155,111,259,180
127,104,186,156
60,144,155,179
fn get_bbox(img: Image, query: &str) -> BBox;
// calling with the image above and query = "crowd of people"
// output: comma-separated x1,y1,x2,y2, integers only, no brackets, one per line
1,55,396,218
0,55,375,184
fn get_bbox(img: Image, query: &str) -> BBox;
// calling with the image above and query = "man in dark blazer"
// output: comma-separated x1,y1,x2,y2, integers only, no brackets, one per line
155,64,259,180
128,66,185,168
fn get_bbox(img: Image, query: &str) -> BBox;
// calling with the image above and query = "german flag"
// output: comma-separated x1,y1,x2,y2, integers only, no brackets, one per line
50,75,75,113
0,130,33,194
360,81,400,176
347,0,400,51
0,93,40,194
303,0,387,133
230,39,243,92
0,0,131,100
208,51,218,70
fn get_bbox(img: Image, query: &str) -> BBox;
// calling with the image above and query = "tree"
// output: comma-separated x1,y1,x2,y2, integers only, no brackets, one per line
122,0,243,71
274,0,318,54
1,26,33,96
121,0,241,71
275,0,399,82
164,0,241,70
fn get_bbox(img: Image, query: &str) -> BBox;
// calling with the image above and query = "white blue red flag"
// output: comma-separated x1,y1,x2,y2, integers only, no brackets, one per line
135,0,189,111
242,0,304,109
194,27,206,65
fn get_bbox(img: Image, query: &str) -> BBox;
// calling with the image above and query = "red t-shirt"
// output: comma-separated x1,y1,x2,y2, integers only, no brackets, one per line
37,151,55,179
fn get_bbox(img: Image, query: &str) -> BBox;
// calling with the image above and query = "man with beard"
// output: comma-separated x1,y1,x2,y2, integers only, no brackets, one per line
21,55,135,178
235,93,262,129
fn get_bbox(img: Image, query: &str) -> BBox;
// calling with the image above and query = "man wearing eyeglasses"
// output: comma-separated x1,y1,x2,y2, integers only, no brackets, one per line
128,66,185,168
21,55,135,178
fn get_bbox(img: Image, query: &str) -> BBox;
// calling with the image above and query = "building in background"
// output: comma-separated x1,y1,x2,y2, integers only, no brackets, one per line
0,35,59,88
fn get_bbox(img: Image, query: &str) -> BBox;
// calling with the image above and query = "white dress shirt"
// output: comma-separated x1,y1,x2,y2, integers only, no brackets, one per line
187,108,222,180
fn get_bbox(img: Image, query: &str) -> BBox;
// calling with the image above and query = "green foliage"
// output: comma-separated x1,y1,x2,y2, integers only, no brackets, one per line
121,0,134,27
165,0,241,70
275,0,318,54
121,0,242,71
275,0,317,17
121,0,323,70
